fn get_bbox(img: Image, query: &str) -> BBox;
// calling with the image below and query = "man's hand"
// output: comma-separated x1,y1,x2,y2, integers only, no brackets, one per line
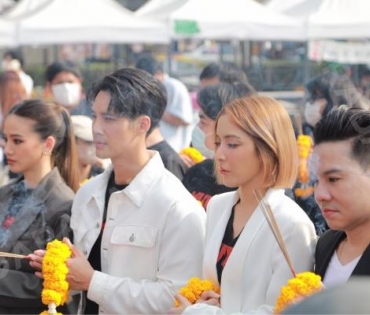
63,237,95,291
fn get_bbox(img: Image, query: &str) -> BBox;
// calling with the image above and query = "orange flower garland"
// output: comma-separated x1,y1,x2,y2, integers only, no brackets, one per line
294,135,314,198
40,240,72,315
274,272,323,314
175,277,219,306
180,147,205,164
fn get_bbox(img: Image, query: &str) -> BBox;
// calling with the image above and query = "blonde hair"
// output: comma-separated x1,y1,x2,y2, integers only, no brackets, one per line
215,95,298,188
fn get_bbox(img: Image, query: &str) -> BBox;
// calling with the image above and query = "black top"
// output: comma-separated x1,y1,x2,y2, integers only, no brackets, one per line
216,201,241,284
85,172,127,315
148,140,186,181
182,159,236,209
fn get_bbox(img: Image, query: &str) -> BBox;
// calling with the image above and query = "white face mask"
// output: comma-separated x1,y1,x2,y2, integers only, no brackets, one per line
304,101,323,127
191,125,214,159
51,82,81,107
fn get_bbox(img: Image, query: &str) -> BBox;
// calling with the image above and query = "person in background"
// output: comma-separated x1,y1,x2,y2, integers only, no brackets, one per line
304,73,370,134
0,70,28,128
0,99,79,314
136,55,194,152
1,49,34,97
313,106,370,288
71,115,104,185
189,62,250,166
44,60,92,117
31,68,205,314
171,96,316,315
199,62,249,88
182,82,256,209
0,71,29,184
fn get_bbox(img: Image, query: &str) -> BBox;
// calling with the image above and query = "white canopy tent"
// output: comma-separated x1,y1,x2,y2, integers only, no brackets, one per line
2,0,49,19
169,0,306,41
266,0,322,20
0,17,15,46
308,0,370,39
135,0,188,20
5,0,169,45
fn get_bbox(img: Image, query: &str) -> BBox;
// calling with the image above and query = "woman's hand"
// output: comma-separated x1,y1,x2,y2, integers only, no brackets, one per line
179,154,195,169
196,290,220,306
29,249,46,278
168,294,191,314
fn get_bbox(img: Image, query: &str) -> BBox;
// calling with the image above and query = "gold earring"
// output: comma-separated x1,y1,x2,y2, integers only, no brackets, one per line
43,149,52,156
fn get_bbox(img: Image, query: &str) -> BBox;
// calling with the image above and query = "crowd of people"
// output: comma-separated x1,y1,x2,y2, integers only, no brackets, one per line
0,49,369,314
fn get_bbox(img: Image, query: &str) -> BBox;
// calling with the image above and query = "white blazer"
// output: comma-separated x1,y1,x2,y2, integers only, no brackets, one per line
184,189,317,315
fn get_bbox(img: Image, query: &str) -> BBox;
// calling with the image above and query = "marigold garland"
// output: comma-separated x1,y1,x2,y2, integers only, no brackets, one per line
274,272,323,314
40,240,72,315
175,277,219,306
180,147,204,164
294,135,314,198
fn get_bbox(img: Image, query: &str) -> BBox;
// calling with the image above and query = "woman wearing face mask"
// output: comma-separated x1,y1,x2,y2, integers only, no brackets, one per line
44,60,92,117
71,115,105,185
182,82,255,209
0,99,79,314
304,73,370,132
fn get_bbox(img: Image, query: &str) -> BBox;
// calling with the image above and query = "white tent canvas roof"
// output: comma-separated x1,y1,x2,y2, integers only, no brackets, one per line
0,17,15,46
135,0,188,20
308,0,370,39
11,0,169,45
170,0,306,41
3,0,49,19
266,0,322,19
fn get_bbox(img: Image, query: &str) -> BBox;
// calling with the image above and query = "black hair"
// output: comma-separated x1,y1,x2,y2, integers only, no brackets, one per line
199,62,248,84
305,74,368,117
7,99,80,192
89,67,167,134
135,54,163,76
45,60,82,83
3,49,24,68
198,82,256,120
314,106,370,168
199,63,220,81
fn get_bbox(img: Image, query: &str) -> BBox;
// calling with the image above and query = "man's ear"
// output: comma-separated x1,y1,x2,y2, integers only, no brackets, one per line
136,116,151,134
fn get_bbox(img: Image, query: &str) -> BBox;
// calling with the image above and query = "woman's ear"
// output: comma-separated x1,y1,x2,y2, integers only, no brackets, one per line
44,136,56,153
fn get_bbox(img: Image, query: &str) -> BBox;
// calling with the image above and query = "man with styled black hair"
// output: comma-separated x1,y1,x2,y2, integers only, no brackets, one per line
312,106,370,288
31,67,205,315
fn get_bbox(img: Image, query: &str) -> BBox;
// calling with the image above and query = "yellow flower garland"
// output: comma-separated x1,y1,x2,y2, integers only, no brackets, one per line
180,147,205,164
274,272,323,314
294,135,314,198
40,240,72,315
175,277,219,306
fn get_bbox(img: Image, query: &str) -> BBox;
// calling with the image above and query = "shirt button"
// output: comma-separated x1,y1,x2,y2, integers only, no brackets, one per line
129,234,136,242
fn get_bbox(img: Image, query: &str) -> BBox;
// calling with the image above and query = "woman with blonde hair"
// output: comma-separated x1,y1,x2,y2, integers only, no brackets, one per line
171,95,317,314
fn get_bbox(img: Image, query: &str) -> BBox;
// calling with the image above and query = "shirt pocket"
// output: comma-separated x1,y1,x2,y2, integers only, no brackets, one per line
111,225,157,248
108,225,157,280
